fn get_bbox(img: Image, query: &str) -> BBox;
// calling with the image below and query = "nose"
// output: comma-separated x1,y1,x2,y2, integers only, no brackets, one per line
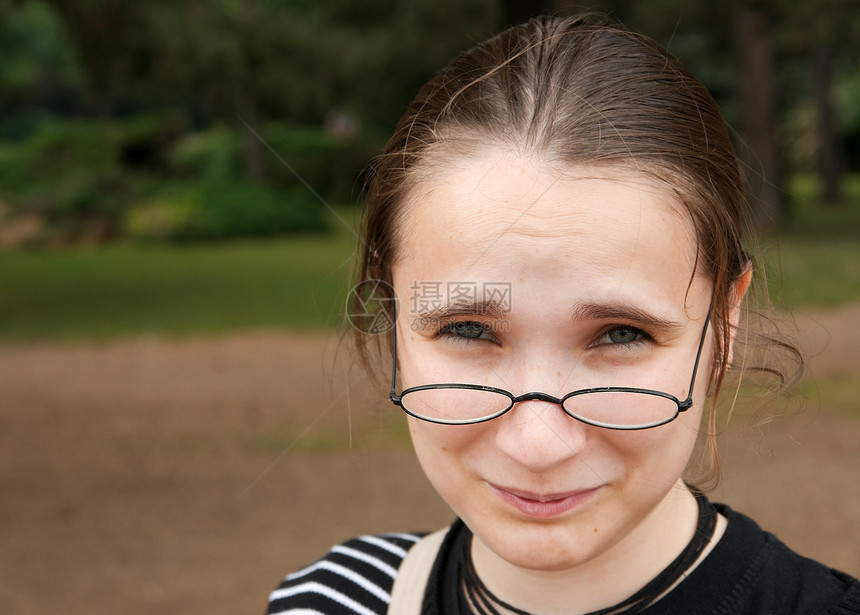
494,396,588,474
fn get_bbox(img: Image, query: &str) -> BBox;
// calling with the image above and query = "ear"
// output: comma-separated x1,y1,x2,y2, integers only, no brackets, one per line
725,263,753,367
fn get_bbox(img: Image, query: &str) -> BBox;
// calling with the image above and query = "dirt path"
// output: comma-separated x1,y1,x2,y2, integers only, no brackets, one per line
1,305,858,614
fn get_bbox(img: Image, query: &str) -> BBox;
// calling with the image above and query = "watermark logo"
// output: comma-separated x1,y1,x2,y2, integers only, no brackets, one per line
346,279,398,334
348,279,513,335
407,281,512,315
408,281,512,332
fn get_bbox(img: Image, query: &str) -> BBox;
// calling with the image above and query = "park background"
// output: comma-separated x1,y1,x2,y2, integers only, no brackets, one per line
0,0,858,613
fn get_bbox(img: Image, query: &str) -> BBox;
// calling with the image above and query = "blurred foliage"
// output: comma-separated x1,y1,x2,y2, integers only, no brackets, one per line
0,117,330,243
260,124,386,201
0,0,858,245
0,118,161,243
0,0,500,245
0,0,82,135
125,179,326,241
21,0,500,129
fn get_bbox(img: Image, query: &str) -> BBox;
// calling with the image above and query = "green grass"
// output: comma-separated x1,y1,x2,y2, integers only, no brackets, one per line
760,235,860,309
0,220,359,341
756,173,860,309
784,173,860,236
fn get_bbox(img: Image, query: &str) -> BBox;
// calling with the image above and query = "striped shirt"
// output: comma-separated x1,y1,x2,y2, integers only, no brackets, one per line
266,532,423,615
266,509,860,615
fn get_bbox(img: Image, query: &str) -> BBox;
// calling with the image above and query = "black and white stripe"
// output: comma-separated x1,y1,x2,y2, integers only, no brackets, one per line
267,532,423,615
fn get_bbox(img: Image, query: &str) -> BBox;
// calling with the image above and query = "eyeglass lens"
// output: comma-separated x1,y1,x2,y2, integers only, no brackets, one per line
399,387,679,428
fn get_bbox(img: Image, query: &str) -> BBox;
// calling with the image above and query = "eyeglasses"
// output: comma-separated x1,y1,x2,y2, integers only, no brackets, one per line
388,308,711,430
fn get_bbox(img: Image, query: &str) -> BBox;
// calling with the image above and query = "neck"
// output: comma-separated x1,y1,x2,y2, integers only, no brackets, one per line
469,482,702,615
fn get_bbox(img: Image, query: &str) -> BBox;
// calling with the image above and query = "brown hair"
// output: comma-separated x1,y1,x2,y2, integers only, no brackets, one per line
353,13,799,486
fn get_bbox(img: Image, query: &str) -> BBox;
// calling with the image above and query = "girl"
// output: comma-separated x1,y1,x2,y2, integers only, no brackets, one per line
267,13,860,615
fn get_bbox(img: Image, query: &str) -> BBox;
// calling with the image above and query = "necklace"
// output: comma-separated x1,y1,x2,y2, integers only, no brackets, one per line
459,493,718,615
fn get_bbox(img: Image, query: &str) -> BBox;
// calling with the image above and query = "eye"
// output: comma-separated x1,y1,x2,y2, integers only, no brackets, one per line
608,326,641,344
592,325,651,347
438,321,495,342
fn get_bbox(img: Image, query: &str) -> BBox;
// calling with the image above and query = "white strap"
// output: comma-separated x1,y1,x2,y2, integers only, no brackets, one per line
388,526,450,614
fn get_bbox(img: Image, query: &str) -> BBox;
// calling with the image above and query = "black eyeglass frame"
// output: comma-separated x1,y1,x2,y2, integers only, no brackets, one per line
388,305,712,431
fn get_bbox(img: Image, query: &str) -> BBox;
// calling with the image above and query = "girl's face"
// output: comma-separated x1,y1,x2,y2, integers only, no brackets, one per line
390,151,718,574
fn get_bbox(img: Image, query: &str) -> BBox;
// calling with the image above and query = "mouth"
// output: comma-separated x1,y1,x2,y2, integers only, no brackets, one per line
487,483,603,519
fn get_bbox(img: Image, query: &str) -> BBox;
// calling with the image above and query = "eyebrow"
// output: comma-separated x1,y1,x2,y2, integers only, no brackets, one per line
412,298,686,335
571,302,685,336
415,299,509,322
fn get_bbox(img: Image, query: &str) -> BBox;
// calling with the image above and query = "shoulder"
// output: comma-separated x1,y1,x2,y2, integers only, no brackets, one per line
662,503,860,615
265,531,424,615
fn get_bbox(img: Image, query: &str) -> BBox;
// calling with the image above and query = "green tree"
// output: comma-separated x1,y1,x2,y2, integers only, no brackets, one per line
0,0,82,132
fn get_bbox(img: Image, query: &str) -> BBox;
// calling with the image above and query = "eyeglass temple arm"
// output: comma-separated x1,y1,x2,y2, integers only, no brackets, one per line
389,299,399,400
680,311,711,411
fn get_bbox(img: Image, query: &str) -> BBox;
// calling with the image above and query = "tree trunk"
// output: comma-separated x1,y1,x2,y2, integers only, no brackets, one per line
813,43,843,205
735,6,783,231
235,0,266,185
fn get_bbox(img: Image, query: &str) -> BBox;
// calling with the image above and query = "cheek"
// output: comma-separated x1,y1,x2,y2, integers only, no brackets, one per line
614,412,704,477
408,418,482,461
408,419,489,493
397,336,450,388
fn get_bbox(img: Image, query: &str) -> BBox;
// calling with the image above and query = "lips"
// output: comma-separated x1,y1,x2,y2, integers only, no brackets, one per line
488,483,602,518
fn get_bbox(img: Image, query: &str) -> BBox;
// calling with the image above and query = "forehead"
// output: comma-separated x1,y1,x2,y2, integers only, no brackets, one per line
395,152,702,310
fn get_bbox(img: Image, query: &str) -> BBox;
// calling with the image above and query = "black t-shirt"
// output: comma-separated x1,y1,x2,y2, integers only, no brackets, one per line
422,504,860,615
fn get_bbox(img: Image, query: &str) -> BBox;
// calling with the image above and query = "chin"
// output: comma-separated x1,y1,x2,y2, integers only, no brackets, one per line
469,513,614,572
